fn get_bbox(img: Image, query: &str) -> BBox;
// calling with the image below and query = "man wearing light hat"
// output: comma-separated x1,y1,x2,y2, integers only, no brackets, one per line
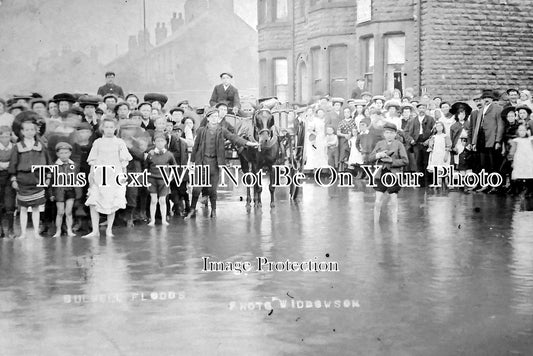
185,108,258,219
209,72,241,115
411,102,435,186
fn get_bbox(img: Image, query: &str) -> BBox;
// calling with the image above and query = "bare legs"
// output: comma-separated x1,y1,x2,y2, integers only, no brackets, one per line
83,206,115,238
53,199,75,237
374,192,399,224
18,206,42,239
148,194,169,226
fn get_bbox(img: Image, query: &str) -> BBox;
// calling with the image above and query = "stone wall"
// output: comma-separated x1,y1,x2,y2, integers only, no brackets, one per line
420,0,533,100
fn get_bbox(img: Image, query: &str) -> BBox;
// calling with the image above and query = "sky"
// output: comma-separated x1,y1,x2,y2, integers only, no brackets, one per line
0,0,257,65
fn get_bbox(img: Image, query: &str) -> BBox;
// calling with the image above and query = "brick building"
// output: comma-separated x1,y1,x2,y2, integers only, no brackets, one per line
106,0,258,106
257,0,533,103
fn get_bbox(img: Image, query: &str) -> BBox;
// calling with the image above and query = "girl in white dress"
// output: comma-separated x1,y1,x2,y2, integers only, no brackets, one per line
84,118,132,237
509,124,533,195
427,121,452,188
348,127,364,166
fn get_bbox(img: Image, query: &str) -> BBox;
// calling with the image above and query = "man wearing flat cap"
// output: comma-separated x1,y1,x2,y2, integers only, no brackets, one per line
209,72,240,115
97,71,125,99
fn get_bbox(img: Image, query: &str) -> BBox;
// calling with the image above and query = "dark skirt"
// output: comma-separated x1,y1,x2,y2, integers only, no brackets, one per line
457,151,471,171
17,172,46,207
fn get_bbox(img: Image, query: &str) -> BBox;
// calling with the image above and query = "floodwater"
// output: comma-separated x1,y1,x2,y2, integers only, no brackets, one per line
1,181,533,355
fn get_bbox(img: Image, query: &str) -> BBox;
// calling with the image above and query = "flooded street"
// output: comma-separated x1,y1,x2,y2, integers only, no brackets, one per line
1,182,533,355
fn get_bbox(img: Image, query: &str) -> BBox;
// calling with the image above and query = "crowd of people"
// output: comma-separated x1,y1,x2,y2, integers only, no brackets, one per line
294,86,533,221
0,69,532,237
298,87,533,194
0,71,259,239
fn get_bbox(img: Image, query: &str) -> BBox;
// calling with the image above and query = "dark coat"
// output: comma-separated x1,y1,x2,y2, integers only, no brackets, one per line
400,118,416,150
97,83,125,98
351,87,363,99
468,103,504,148
450,120,468,149
168,133,189,165
368,139,409,175
411,115,435,143
191,125,248,166
209,84,240,109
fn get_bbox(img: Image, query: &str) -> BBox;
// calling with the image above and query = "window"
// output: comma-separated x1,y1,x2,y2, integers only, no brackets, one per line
356,0,371,24
275,0,288,20
362,37,374,92
260,59,268,97
311,47,321,95
385,34,406,93
274,58,288,102
386,35,405,64
329,45,348,97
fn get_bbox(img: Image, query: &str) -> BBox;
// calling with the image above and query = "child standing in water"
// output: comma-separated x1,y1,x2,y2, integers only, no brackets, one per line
368,122,408,223
509,124,533,196
83,118,132,237
51,142,80,237
146,133,176,226
9,113,51,239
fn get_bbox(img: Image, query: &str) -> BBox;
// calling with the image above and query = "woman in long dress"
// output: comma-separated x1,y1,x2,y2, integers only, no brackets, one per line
304,107,329,171
84,118,132,237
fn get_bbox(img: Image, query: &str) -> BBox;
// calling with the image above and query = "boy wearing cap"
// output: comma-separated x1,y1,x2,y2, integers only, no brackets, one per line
368,123,409,223
51,142,81,237
0,126,15,238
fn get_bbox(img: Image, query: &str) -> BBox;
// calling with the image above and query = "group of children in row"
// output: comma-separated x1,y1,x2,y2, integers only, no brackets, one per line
0,106,195,239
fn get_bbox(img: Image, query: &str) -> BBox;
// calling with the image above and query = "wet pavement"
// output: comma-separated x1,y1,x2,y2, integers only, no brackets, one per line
1,181,533,355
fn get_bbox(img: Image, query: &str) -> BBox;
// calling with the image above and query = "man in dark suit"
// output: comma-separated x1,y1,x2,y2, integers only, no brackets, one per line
209,72,241,115
166,122,191,216
97,71,125,98
411,102,435,186
399,103,417,172
468,89,504,191
185,108,258,219
350,78,366,99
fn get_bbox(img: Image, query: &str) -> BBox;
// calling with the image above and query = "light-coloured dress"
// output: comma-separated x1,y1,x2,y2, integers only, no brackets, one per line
304,116,329,170
512,137,533,179
348,136,364,165
85,136,132,214
427,133,449,173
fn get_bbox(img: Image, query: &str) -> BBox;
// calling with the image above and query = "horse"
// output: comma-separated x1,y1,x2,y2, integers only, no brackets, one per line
238,107,290,208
